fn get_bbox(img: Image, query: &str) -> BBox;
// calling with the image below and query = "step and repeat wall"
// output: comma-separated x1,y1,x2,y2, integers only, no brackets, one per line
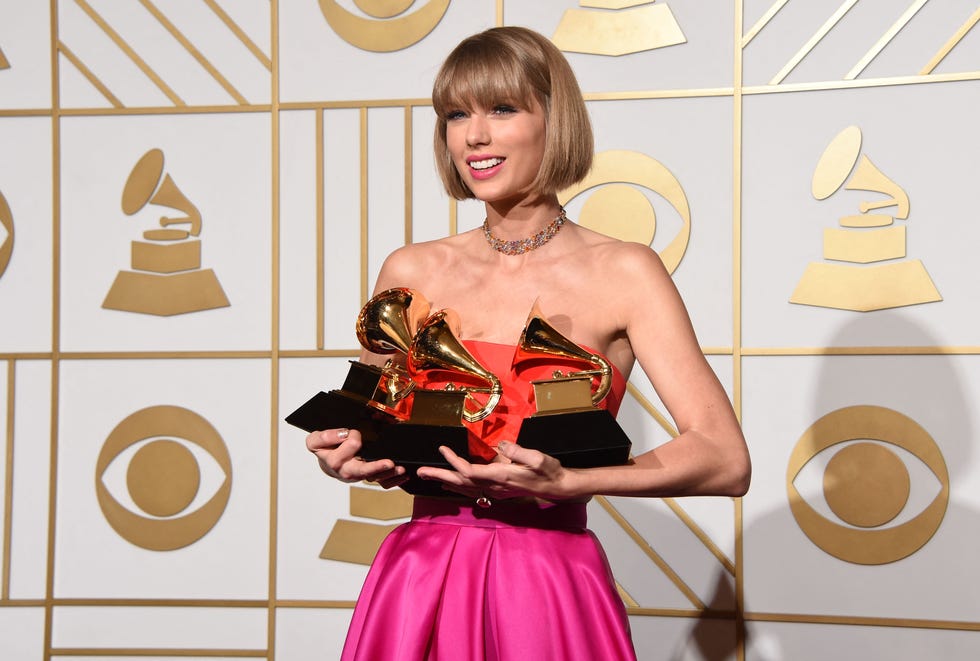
1,1,979,659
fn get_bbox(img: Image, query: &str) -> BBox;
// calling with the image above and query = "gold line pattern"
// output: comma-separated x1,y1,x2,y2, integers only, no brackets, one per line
56,40,124,108
741,0,791,47
662,498,736,575
626,382,678,437
360,107,369,304
317,109,325,349
844,0,929,80
204,0,273,71
0,2,972,656
50,648,267,657
920,5,980,74
138,0,249,105
597,496,706,610
769,0,861,85
73,0,185,106
403,105,413,246
268,2,281,653
2,360,13,601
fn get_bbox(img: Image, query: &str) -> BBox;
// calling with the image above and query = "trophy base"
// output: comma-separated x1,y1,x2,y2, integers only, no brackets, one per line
517,409,632,468
364,422,471,496
284,389,384,443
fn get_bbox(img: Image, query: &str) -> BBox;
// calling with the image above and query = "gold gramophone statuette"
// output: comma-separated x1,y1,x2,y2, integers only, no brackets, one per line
515,302,612,415
510,302,631,468
284,287,430,434
406,308,502,425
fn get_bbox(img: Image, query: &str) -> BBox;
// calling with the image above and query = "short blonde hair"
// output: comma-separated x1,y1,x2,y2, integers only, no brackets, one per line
432,27,594,201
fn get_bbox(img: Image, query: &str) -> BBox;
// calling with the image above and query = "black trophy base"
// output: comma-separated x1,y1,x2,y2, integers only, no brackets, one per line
284,390,385,443
516,409,632,468
363,422,472,497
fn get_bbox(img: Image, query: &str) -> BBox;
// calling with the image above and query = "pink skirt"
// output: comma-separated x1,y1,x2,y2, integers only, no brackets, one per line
341,497,636,660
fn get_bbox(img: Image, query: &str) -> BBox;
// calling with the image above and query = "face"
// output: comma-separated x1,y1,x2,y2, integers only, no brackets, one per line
444,97,547,205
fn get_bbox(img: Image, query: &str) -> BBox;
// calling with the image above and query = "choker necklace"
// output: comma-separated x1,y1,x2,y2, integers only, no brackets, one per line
482,208,567,256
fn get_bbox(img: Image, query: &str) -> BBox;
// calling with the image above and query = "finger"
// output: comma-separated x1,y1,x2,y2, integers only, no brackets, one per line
495,440,542,468
376,471,410,490
307,428,356,453
416,465,471,487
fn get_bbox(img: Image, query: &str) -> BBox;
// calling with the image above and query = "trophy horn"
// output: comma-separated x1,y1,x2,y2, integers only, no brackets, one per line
355,287,431,355
514,302,612,406
407,309,502,423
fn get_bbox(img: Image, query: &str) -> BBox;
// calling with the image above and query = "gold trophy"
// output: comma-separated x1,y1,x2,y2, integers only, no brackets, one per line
367,308,503,496
512,304,631,467
285,287,430,438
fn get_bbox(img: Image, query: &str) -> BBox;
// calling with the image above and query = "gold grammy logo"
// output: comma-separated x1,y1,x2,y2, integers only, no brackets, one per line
102,148,229,316
96,405,232,551
551,0,686,56
790,126,941,312
317,0,449,52
319,485,413,565
787,405,948,565
0,189,12,279
559,150,690,274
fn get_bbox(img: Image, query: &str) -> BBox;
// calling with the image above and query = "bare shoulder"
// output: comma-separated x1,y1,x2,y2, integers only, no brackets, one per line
375,234,471,290
572,226,671,283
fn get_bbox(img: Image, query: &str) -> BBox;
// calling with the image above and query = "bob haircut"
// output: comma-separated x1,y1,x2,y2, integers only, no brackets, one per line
432,27,593,201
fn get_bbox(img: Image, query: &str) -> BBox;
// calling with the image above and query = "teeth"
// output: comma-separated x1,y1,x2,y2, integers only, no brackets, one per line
470,157,503,170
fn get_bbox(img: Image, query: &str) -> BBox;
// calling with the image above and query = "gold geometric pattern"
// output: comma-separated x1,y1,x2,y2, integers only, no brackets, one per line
1,2,978,659
58,0,270,108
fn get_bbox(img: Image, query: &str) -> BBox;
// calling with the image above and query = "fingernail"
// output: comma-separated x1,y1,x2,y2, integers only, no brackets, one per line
497,441,510,449
337,428,350,440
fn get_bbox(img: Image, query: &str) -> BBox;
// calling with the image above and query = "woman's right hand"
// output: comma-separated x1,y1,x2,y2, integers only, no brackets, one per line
306,428,407,489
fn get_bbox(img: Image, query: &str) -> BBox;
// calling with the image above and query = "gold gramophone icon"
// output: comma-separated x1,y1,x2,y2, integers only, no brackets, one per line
102,148,229,316
551,0,686,56
790,126,941,312
510,303,631,468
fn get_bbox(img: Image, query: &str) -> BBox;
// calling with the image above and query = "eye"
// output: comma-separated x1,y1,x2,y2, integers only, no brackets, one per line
95,405,232,551
491,104,517,115
786,405,949,565
445,110,467,121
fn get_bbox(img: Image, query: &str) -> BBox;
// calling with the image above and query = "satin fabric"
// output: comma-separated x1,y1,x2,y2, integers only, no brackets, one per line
341,340,635,660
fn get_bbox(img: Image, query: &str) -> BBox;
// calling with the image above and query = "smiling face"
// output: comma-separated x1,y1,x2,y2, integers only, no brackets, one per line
444,99,547,205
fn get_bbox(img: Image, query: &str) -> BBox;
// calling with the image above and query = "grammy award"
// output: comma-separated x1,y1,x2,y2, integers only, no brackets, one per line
513,304,632,468
284,287,430,442
366,308,503,496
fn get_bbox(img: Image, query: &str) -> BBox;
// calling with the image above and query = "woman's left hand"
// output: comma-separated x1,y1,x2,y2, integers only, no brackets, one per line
415,440,575,501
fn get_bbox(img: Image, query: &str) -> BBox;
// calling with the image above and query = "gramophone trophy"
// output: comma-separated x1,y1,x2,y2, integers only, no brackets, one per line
365,308,503,496
513,304,631,468
284,287,430,439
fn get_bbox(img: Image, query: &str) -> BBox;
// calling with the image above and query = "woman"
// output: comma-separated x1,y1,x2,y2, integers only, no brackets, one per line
307,26,750,660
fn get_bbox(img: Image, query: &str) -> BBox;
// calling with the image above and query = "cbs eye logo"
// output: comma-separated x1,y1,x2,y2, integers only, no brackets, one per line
318,0,449,52
786,405,949,565
95,405,232,551
559,150,690,274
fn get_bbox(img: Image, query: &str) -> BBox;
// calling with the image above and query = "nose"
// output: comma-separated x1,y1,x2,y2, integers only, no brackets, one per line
466,114,490,148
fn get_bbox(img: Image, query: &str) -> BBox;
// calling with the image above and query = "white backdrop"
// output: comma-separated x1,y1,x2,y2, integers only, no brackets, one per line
1,1,979,659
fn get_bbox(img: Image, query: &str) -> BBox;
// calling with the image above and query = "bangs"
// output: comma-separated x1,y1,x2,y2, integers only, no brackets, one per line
432,40,543,116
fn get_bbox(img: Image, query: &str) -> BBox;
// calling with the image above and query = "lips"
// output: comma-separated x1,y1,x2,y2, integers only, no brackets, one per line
466,155,505,180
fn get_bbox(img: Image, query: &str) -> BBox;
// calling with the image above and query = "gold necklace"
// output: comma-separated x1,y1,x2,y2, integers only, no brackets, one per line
482,208,567,256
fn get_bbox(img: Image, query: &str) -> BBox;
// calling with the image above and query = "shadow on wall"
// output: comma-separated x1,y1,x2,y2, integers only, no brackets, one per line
690,311,975,661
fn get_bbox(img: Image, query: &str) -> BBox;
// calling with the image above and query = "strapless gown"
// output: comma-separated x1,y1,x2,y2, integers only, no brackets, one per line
341,340,636,660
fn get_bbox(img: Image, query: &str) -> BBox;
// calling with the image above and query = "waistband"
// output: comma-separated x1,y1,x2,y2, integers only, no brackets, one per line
412,496,588,531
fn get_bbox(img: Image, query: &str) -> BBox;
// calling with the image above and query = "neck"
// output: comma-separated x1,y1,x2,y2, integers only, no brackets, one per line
484,195,562,240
